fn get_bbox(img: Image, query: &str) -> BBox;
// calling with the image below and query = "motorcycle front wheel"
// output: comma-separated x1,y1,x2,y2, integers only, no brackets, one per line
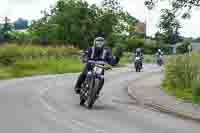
80,96,85,106
87,78,97,109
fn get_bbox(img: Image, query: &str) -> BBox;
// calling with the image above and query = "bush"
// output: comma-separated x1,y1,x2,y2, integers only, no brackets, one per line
0,57,83,79
163,53,200,103
119,53,132,65
123,38,145,52
0,44,82,79
192,79,200,104
122,38,172,55
0,44,21,65
9,31,33,45
113,45,124,58
119,53,154,65
176,41,191,54
192,80,200,97
0,44,80,65
46,46,79,58
143,44,157,54
22,45,48,58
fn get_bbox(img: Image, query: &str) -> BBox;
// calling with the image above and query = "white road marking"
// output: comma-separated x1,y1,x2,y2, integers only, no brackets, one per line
71,119,108,133
39,87,109,133
39,87,58,113
39,87,49,95
44,111,82,132
39,97,57,113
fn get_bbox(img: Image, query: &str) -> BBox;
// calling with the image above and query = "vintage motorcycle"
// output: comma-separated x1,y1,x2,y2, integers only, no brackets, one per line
79,60,111,109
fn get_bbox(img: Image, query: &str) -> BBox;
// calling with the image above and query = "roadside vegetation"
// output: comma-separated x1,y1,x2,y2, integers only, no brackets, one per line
0,44,158,79
119,53,155,66
0,44,82,79
162,53,200,104
0,0,171,79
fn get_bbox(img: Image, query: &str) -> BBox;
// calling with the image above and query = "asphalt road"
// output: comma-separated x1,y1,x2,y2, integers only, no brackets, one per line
0,64,199,133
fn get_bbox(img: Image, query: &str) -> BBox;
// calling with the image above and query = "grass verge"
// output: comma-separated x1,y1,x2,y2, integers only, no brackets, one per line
162,53,200,105
0,57,83,80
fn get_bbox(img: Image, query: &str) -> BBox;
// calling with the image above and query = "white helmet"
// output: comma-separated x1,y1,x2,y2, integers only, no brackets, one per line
136,48,141,52
158,49,161,52
94,37,105,48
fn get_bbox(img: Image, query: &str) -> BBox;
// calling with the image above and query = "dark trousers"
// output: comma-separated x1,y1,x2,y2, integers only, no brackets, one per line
75,63,92,88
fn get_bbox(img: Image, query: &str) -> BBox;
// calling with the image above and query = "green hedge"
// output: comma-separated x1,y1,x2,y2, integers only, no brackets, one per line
121,38,172,54
119,53,154,65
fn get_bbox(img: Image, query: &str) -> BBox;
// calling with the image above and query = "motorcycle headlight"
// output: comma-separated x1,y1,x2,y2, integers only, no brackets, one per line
94,67,103,74
87,71,92,75
135,57,140,60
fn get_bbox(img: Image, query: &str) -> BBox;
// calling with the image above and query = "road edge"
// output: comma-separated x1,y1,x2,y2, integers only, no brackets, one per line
127,72,200,123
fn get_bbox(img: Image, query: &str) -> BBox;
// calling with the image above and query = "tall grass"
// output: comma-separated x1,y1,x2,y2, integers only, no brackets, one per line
0,57,83,79
0,44,79,63
162,53,200,104
0,44,82,79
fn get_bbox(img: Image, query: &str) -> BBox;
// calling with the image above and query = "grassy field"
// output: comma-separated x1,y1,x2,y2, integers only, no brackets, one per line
162,53,200,104
0,44,155,80
0,57,83,79
0,44,83,79
0,44,129,79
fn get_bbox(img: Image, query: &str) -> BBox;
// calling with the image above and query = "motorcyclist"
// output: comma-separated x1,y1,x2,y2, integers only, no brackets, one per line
74,35,118,95
133,48,143,66
155,48,164,65
156,48,164,57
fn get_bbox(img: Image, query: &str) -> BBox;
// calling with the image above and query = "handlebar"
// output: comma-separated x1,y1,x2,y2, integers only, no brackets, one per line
88,60,112,70
88,60,104,64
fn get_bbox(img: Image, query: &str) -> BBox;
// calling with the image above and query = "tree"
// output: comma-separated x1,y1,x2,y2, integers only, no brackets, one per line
145,0,200,18
177,41,191,53
159,9,181,44
29,19,59,44
101,0,137,35
29,0,95,46
98,0,138,47
0,17,13,41
29,0,137,48
50,0,99,47
155,31,166,44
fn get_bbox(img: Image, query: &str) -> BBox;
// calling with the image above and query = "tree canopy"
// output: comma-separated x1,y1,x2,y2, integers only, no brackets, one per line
159,9,182,44
29,0,137,48
145,0,200,18
144,0,197,44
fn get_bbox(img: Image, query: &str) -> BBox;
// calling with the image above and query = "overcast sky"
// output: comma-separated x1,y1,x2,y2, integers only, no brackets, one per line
0,0,200,38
